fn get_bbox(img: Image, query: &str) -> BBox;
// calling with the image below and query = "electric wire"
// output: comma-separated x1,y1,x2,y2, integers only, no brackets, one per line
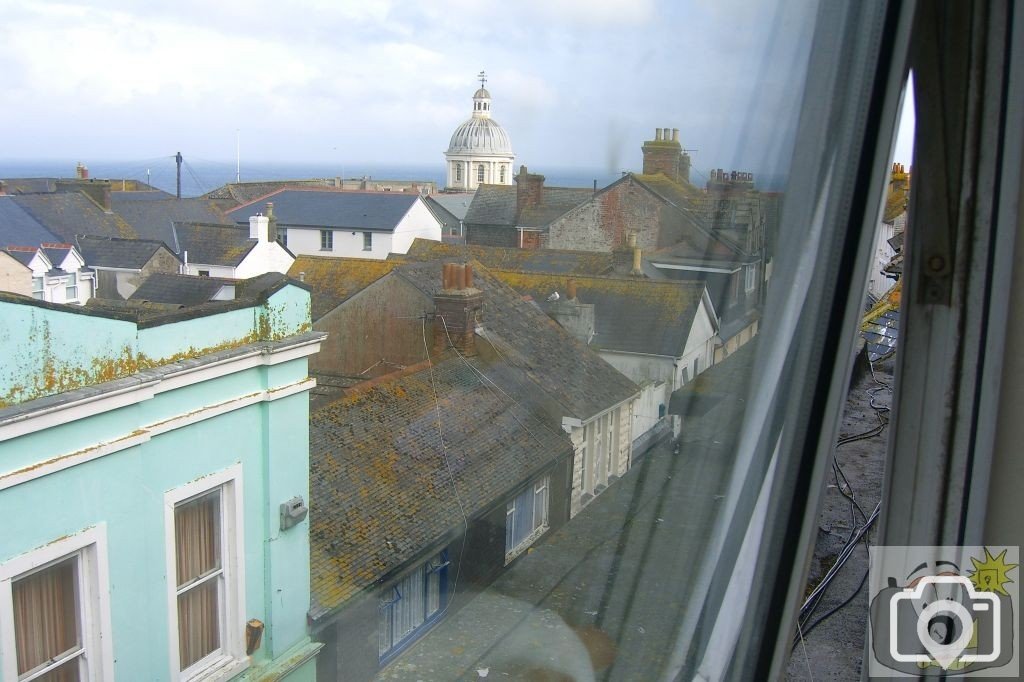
419,316,468,618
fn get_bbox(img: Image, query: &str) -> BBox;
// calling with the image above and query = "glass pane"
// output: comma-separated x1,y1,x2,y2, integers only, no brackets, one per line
174,489,221,587
32,657,81,682
12,557,80,677
177,578,220,670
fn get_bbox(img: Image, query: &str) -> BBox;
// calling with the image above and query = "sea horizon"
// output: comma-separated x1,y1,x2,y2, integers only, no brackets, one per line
0,158,632,199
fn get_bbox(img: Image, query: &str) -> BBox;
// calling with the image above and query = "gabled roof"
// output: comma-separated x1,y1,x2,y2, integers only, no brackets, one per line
463,184,593,228
423,195,461,229
0,197,62,248
403,238,615,275
287,255,398,320
110,194,230,245
11,193,138,240
490,270,711,357
2,246,45,268
224,189,420,232
309,354,573,618
394,261,638,421
75,235,178,270
129,273,236,305
39,243,75,268
172,222,256,267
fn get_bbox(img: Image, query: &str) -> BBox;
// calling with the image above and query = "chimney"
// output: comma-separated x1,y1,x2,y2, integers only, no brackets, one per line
265,202,278,242
515,165,545,214
57,179,112,211
547,278,595,344
631,237,643,277
434,263,483,356
249,214,270,242
641,127,682,180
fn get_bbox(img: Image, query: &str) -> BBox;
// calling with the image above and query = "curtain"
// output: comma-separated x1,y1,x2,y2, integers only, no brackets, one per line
12,557,80,681
175,490,222,670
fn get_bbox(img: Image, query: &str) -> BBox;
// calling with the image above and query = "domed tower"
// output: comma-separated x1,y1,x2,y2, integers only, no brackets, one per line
445,72,515,191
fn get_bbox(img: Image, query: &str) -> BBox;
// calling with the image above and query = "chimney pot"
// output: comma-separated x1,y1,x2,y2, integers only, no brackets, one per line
464,263,473,288
567,279,577,301
454,263,466,290
655,128,663,141
672,128,679,142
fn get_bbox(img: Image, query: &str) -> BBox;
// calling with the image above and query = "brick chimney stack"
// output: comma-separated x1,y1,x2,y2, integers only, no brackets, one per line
515,165,545,214
434,263,483,356
266,202,278,242
641,127,683,181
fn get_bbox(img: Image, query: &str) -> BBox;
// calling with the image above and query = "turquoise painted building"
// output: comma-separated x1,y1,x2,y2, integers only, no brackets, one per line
0,275,325,681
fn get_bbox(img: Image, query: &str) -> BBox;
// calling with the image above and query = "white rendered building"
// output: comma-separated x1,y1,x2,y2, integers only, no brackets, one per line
445,78,515,191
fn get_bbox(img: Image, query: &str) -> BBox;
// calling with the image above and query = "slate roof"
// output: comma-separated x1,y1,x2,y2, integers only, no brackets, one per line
427,192,474,221
423,196,461,231
75,235,178,270
11,193,138,240
0,178,58,194
287,255,398,320
0,197,62,247
111,195,230,245
129,273,236,305
172,222,256,267
203,180,338,206
225,189,419,232
308,354,573,618
110,189,175,201
669,338,758,417
403,238,615,275
3,247,39,267
860,281,901,362
463,184,593,228
490,270,709,357
40,244,73,267
395,261,639,422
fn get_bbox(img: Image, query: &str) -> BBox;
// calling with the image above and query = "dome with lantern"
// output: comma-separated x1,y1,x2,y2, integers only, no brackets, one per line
444,74,516,190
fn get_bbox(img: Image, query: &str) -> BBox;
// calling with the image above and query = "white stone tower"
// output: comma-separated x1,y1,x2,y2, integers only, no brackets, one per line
445,72,515,191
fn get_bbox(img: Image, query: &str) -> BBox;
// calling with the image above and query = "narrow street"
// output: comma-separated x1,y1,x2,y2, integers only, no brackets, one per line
377,366,748,681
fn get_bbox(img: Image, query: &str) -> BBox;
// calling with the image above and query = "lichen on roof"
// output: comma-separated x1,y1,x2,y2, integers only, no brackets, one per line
288,256,397,320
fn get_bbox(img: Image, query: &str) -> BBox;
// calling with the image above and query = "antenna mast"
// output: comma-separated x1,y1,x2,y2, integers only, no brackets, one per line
236,130,240,183
175,151,183,199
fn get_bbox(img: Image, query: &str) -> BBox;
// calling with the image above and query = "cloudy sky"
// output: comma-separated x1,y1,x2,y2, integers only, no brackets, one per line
1,1,910,178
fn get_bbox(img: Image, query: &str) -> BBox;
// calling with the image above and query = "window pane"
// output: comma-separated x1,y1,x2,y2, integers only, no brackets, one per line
177,578,220,669
175,489,221,586
31,657,80,682
12,557,80,678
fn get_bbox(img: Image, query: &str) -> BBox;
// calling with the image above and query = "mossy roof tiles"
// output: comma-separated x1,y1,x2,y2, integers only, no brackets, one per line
490,270,708,356
308,355,573,618
288,256,398,320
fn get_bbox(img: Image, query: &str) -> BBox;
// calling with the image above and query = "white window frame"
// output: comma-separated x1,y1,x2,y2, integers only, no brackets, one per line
320,230,333,251
31,277,43,300
164,464,246,682
66,271,78,301
505,475,550,562
362,232,372,251
744,264,757,293
0,525,114,682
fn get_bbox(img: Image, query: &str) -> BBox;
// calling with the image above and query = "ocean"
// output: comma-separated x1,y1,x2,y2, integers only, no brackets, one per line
0,158,625,198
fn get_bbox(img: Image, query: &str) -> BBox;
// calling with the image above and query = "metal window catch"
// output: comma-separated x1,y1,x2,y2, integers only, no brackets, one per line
280,496,308,530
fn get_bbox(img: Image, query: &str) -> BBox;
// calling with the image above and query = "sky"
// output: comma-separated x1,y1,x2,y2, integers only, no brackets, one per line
0,1,911,179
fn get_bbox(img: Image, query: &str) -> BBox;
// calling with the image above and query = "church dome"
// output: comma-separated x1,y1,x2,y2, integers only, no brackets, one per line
447,117,513,155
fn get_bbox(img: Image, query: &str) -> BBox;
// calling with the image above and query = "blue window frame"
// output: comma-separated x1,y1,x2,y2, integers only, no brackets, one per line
378,551,448,661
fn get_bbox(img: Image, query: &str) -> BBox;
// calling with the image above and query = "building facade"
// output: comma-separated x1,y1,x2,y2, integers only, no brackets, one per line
0,276,324,681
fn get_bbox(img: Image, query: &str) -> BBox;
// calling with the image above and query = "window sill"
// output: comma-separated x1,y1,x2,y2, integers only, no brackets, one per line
180,654,248,682
319,248,334,252
504,524,549,565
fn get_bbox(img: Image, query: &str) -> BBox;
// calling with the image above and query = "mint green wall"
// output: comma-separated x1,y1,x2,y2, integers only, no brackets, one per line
0,283,312,407
0,283,319,680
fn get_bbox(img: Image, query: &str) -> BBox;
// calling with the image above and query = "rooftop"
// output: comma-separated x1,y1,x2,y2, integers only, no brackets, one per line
288,255,399,320
75,234,178,270
225,189,420,232
464,184,593,228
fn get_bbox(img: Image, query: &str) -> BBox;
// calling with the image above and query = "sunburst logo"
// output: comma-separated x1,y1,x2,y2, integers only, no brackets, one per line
967,547,1018,596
